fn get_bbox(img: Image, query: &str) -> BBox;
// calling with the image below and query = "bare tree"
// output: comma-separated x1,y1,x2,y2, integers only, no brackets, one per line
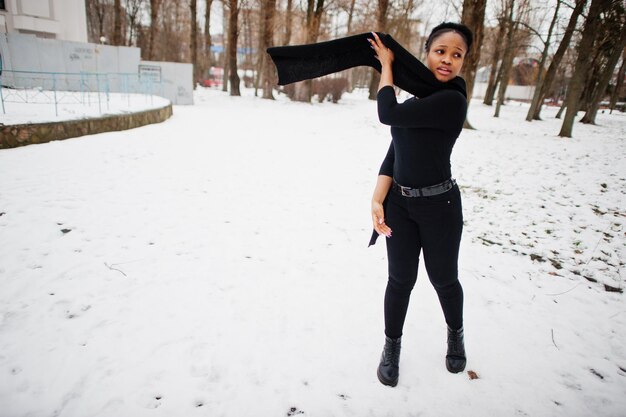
306,0,326,43
261,0,277,99
528,0,586,120
609,49,626,113
346,0,357,34
228,0,241,96
494,0,517,117
125,0,144,46
494,0,530,118
580,5,626,124
483,12,507,105
222,0,230,92
205,0,214,67
113,0,123,45
368,0,389,100
524,0,561,121
558,0,608,137
148,0,162,59
461,0,486,129
190,0,199,84
284,0,293,45
85,0,110,43
293,0,326,101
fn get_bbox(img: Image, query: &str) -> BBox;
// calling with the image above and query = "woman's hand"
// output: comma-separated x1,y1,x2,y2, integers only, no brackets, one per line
368,32,395,67
372,200,392,238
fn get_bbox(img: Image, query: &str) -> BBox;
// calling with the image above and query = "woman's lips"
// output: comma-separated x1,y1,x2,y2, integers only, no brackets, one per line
437,67,452,76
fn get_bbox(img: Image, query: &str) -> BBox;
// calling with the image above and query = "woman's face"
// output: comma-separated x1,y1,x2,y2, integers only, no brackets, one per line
425,31,467,82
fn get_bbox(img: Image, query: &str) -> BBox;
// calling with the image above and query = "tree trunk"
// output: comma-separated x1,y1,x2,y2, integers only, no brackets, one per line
284,0,293,45
228,0,241,96
525,0,561,121
494,0,516,118
254,4,265,97
532,0,586,120
149,0,161,59
461,0,486,129
368,0,389,100
396,0,415,46
558,0,606,137
609,49,626,113
190,0,198,87
242,8,253,78
205,0,213,68
579,51,604,112
580,23,626,124
347,0,357,34
293,0,325,102
96,1,106,41
113,0,123,45
261,0,277,99
483,17,506,105
125,0,143,47
222,0,230,92
461,0,486,102
555,100,566,118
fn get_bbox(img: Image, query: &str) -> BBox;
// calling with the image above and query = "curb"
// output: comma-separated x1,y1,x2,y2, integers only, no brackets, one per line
0,104,173,149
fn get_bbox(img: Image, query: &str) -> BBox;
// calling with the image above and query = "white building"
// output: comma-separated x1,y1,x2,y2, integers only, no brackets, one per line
0,0,87,42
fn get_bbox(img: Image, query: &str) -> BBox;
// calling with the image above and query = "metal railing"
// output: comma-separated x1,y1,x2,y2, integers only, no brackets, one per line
0,70,165,117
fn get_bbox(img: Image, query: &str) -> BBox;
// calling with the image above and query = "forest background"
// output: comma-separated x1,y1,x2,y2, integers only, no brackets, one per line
84,0,625,138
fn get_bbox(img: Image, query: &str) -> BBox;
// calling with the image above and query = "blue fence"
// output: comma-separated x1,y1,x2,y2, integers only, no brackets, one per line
0,70,165,117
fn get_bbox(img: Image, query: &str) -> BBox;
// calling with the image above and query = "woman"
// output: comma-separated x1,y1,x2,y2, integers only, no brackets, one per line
367,22,473,387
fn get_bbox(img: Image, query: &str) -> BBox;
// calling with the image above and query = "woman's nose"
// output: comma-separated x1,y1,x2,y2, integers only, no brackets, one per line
442,56,451,64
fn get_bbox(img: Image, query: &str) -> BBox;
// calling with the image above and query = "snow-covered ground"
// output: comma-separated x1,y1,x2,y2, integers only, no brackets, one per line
0,86,624,417
1,90,170,125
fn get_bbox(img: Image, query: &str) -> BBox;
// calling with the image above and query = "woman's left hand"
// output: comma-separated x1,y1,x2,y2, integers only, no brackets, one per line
368,32,394,67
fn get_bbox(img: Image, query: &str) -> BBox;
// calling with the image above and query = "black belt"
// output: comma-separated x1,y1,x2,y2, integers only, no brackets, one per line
392,178,456,197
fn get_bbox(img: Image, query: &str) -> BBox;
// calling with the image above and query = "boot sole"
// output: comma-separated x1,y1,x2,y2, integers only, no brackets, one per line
446,359,466,374
377,367,398,387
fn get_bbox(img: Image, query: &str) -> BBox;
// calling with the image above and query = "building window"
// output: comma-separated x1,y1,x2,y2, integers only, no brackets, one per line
0,0,5,11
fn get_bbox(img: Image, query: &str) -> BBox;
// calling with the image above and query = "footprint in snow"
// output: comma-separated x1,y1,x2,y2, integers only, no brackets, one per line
145,395,163,409
287,407,305,416
65,304,92,319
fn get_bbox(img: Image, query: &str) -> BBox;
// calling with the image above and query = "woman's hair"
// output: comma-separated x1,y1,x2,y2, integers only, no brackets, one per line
425,22,473,54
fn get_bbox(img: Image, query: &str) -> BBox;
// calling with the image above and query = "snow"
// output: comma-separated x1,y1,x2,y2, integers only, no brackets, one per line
0,86,625,417
0,91,170,125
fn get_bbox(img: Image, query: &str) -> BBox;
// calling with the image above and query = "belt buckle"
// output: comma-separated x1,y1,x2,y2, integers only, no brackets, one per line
400,186,411,197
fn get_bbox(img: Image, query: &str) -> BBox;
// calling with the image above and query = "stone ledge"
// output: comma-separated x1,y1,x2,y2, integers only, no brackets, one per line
0,104,173,149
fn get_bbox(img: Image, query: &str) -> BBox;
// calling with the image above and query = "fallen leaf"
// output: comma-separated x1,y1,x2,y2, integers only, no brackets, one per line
468,370,479,380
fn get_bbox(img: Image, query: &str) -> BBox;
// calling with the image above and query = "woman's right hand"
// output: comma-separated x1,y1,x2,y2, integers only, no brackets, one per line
368,32,395,68
372,200,392,238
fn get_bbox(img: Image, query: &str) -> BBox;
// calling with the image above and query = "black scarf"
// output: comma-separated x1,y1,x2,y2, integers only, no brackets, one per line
266,32,466,98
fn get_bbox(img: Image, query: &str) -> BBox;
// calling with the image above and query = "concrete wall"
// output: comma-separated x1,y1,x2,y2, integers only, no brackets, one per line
0,33,193,104
139,61,193,105
473,82,535,102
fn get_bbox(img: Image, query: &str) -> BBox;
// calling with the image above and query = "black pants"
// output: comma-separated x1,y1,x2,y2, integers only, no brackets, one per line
384,184,464,338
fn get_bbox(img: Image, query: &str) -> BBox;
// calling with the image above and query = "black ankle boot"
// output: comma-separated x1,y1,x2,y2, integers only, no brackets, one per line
446,326,466,373
377,336,401,386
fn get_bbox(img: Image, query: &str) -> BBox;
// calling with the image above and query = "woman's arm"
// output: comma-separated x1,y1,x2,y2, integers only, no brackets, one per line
378,141,394,178
377,88,467,129
369,32,466,130
368,32,394,91
368,33,394,238
372,175,393,238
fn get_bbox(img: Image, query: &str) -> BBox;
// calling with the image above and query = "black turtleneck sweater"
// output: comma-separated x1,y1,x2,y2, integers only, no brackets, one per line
377,85,467,188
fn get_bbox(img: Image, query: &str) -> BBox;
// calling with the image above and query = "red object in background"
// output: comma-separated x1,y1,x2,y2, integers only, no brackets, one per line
200,67,223,88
